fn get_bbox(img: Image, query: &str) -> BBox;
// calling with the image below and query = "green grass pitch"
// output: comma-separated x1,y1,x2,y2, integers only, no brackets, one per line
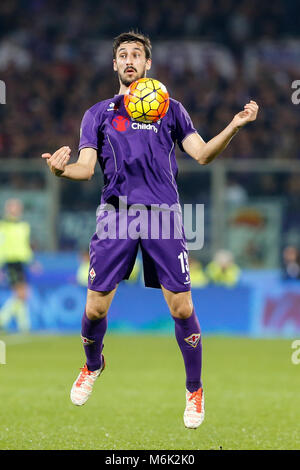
0,334,299,450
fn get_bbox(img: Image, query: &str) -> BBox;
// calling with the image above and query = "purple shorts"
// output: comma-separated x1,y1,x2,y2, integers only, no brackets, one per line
87,204,191,292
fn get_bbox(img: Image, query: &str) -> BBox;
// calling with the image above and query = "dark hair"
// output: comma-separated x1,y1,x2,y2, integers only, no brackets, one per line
113,31,152,60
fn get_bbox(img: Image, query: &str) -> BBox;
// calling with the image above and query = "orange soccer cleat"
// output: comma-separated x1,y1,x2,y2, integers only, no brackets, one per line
184,387,205,429
70,355,105,406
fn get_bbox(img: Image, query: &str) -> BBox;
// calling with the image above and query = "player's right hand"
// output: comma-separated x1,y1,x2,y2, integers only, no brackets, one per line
41,146,71,177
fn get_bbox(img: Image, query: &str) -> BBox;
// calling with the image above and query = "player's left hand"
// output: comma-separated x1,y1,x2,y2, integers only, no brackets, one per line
232,100,259,129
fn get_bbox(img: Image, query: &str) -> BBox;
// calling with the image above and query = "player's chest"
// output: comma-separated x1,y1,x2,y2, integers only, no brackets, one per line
99,109,174,144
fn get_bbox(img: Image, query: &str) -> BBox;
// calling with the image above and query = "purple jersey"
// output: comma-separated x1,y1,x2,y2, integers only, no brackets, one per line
78,95,197,206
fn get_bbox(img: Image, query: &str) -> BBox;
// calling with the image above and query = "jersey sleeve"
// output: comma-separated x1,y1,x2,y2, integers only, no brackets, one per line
175,102,197,151
78,109,99,152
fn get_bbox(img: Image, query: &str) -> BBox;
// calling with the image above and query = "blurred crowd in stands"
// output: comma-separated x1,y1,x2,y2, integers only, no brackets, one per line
0,0,300,166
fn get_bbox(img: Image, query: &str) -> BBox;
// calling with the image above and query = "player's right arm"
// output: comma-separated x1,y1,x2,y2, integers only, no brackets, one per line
41,147,97,180
42,106,101,180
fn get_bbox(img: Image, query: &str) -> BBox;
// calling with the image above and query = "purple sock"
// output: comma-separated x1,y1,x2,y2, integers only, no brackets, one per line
81,310,107,371
173,309,202,393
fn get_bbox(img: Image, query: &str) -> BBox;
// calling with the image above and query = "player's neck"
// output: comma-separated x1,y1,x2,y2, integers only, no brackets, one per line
118,83,130,95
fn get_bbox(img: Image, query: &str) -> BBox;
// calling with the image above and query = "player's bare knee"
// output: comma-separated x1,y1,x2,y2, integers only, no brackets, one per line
170,299,193,319
85,305,108,321
86,288,116,320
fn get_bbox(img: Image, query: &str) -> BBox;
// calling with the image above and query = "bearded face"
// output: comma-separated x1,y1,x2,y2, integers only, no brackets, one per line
113,41,151,89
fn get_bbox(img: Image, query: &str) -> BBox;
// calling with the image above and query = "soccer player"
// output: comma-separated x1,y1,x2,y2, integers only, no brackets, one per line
42,31,258,429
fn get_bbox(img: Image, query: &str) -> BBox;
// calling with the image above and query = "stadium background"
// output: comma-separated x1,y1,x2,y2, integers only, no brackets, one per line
0,0,300,451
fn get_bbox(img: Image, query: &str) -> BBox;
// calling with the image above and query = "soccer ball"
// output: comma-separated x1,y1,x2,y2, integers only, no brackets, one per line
124,78,169,123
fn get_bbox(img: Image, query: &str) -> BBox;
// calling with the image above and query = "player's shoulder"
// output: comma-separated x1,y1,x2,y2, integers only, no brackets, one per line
84,96,122,117
169,97,186,111
84,98,113,116
167,98,189,122
169,97,181,107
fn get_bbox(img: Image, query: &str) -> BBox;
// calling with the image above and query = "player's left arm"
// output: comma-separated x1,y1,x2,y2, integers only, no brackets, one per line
182,100,259,165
